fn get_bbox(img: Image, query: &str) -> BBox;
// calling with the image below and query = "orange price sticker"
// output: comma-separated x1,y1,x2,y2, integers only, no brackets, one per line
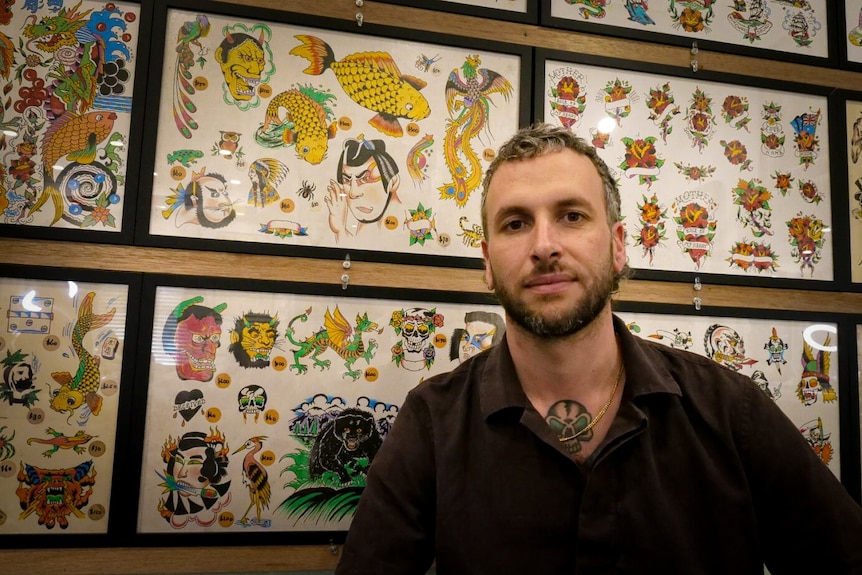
272,356,288,371
216,373,231,389
205,407,222,423
264,409,280,425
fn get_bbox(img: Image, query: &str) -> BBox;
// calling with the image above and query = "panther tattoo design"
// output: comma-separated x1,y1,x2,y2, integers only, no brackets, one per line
309,408,382,484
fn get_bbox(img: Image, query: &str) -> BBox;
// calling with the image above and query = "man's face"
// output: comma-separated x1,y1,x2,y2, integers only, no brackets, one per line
218,39,264,101
459,319,497,362
194,177,232,225
171,444,210,496
481,149,625,338
173,314,221,381
342,158,393,224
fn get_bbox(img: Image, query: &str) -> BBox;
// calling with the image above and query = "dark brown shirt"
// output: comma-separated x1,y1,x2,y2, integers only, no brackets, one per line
336,316,862,574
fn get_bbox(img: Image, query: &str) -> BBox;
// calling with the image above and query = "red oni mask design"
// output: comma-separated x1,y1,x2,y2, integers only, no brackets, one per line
174,315,221,381
163,297,227,382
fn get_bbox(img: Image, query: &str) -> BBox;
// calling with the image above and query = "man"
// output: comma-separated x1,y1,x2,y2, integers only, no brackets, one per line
336,123,862,573
325,136,400,242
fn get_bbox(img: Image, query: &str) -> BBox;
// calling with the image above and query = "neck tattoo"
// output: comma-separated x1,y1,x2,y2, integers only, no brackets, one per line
545,362,624,455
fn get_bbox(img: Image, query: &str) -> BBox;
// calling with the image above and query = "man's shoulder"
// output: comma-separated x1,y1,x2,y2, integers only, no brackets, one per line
630,333,759,397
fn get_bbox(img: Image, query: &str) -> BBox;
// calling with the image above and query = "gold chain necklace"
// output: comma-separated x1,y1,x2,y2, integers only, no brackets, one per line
558,362,624,443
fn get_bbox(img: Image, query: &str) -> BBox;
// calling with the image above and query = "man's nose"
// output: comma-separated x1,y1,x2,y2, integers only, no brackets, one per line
531,218,561,261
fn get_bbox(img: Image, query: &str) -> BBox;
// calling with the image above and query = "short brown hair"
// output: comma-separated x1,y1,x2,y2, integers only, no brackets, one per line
481,123,622,238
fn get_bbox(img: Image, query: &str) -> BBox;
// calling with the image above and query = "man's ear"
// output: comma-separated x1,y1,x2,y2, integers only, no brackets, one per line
481,240,494,291
611,221,627,274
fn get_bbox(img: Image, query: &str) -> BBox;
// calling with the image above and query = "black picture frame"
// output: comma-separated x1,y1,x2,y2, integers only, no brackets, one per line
535,48,839,290
849,317,862,504
839,0,862,73
613,300,861,504
539,0,838,68
373,0,539,25
831,89,862,292
128,272,499,543
134,0,532,270
0,264,142,546
0,1,154,247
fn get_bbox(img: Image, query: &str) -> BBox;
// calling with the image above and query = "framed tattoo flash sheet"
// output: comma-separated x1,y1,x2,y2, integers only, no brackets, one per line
131,275,503,536
136,0,528,268
614,303,854,489
0,0,149,244
839,92,862,289
540,0,835,67
538,50,835,288
842,0,862,71
0,265,140,538
371,0,538,25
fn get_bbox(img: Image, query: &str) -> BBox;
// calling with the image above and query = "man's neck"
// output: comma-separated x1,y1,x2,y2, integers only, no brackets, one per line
506,306,621,406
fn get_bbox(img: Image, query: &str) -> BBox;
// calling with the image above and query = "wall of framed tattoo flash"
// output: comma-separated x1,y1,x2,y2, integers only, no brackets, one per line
541,0,833,65
137,1,527,266
615,304,846,482
371,0,537,24
0,268,137,535
0,1,144,240
538,51,834,285
843,0,862,69
133,276,503,533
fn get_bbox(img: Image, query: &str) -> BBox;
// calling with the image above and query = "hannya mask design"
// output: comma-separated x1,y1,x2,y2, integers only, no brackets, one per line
390,307,444,371
238,385,267,423
162,297,227,382
229,312,279,369
796,335,836,406
215,31,266,102
703,324,756,372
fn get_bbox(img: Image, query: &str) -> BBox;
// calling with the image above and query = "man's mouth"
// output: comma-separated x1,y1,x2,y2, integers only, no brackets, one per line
524,273,572,294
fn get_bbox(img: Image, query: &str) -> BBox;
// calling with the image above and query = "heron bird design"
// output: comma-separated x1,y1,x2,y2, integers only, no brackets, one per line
232,435,271,525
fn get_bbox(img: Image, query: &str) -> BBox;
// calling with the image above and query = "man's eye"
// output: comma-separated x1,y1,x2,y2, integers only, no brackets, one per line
564,212,583,222
503,220,524,231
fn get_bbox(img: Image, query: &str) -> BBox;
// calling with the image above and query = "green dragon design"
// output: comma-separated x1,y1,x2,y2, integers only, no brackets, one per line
285,307,380,380
23,1,99,115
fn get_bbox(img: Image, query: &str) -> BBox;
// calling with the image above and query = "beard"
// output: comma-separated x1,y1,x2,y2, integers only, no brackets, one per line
490,249,616,339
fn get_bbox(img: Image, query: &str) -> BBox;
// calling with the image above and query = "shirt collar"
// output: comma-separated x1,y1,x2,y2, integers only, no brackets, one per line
479,314,681,420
